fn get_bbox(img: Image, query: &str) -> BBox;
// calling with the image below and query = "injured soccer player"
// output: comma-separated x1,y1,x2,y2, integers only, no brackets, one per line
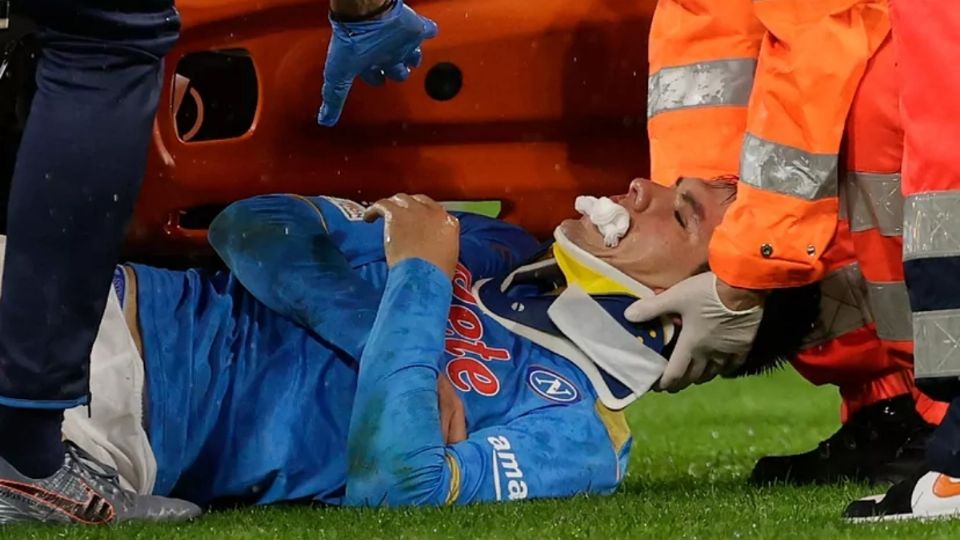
47,177,816,508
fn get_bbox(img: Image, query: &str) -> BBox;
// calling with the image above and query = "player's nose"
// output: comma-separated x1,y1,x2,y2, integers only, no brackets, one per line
626,178,656,213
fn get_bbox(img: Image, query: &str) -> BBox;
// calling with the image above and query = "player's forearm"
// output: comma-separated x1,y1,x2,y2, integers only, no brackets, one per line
209,195,379,359
344,258,454,507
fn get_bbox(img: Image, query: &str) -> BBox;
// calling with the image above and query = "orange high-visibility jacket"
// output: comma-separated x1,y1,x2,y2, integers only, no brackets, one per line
648,0,891,290
646,0,763,183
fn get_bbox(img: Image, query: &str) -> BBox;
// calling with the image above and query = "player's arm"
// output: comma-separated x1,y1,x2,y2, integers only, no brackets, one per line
439,410,628,504
210,194,389,274
208,193,536,357
345,257,625,505
344,195,624,506
212,194,536,280
208,194,383,359
209,193,537,318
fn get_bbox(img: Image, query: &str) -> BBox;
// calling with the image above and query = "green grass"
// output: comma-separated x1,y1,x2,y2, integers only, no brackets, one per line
7,370,960,539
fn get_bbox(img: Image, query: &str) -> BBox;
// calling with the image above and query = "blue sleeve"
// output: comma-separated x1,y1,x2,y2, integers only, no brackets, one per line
211,194,393,285
207,195,538,357
305,195,539,281
208,194,381,360
211,194,537,284
442,411,627,504
344,258,624,507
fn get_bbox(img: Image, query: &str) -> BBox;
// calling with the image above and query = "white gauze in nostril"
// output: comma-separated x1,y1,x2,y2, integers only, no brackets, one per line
574,196,631,247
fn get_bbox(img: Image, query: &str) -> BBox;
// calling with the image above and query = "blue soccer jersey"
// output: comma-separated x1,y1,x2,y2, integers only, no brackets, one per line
134,195,636,506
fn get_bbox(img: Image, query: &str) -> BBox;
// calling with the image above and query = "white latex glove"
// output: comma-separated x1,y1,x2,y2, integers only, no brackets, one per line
624,272,763,392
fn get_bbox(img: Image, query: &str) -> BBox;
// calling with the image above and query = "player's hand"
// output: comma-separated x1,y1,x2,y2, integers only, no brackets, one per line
363,193,460,278
438,376,467,444
317,0,439,126
624,272,765,392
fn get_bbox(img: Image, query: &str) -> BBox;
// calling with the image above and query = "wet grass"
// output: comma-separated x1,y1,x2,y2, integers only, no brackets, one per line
7,370,960,539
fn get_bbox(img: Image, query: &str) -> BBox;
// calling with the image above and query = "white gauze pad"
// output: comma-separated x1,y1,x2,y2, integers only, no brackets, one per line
575,196,631,247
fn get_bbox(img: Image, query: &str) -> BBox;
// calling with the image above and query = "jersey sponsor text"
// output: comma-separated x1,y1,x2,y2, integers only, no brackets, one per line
487,436,528,501
445,264,511,396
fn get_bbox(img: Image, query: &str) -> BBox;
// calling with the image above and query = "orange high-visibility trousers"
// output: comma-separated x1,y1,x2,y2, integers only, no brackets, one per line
890,0,960,395
889,0,960,472
754,34,946,424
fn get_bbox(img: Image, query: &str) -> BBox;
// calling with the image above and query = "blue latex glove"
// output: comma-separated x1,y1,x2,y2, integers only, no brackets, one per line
317,0,438,126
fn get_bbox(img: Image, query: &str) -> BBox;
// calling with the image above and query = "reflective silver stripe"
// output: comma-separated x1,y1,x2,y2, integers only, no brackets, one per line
914,308,960,378
904,192,960,260
843,173,871,232
647,59,756,118
866,281,912,341
741,133,839,200
838,179,849,221
844,172,903,236
803,263,872,348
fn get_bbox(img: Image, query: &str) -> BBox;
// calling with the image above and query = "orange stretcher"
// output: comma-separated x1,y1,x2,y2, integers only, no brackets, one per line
129,0,655,257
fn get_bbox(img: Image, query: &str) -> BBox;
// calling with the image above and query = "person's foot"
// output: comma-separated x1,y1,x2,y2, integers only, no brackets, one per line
750,395,934,486
0,441,200,525
844,470,960,522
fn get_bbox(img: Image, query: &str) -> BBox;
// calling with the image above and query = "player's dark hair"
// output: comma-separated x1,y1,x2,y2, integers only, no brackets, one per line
728,283,822,378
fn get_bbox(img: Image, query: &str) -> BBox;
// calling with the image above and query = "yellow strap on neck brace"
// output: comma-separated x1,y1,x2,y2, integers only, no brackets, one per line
552,243,636,298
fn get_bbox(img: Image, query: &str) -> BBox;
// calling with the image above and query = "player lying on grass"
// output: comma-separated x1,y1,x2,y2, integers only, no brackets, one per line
20,179,815,512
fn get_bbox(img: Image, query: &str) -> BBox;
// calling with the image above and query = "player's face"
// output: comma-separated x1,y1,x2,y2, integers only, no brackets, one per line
558,178,736,290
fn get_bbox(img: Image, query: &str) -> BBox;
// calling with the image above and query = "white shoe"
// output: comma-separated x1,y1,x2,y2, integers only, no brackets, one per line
844,470,960,522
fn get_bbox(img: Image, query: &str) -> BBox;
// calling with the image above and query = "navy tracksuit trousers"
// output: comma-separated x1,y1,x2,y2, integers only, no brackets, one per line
0,0,179,408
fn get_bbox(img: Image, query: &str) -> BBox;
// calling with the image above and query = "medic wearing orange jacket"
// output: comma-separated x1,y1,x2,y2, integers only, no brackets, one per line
627,0,950,485
630,0,893,388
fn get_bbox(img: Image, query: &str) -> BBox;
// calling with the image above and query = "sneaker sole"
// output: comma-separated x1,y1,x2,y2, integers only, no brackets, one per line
846,509,960,523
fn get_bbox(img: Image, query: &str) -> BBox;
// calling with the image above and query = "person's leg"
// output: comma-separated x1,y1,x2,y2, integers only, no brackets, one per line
890,0,960,477
752,30,953,489
0,0,178,479
843,0,960,522
842,33,948,426
754,233,933,486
